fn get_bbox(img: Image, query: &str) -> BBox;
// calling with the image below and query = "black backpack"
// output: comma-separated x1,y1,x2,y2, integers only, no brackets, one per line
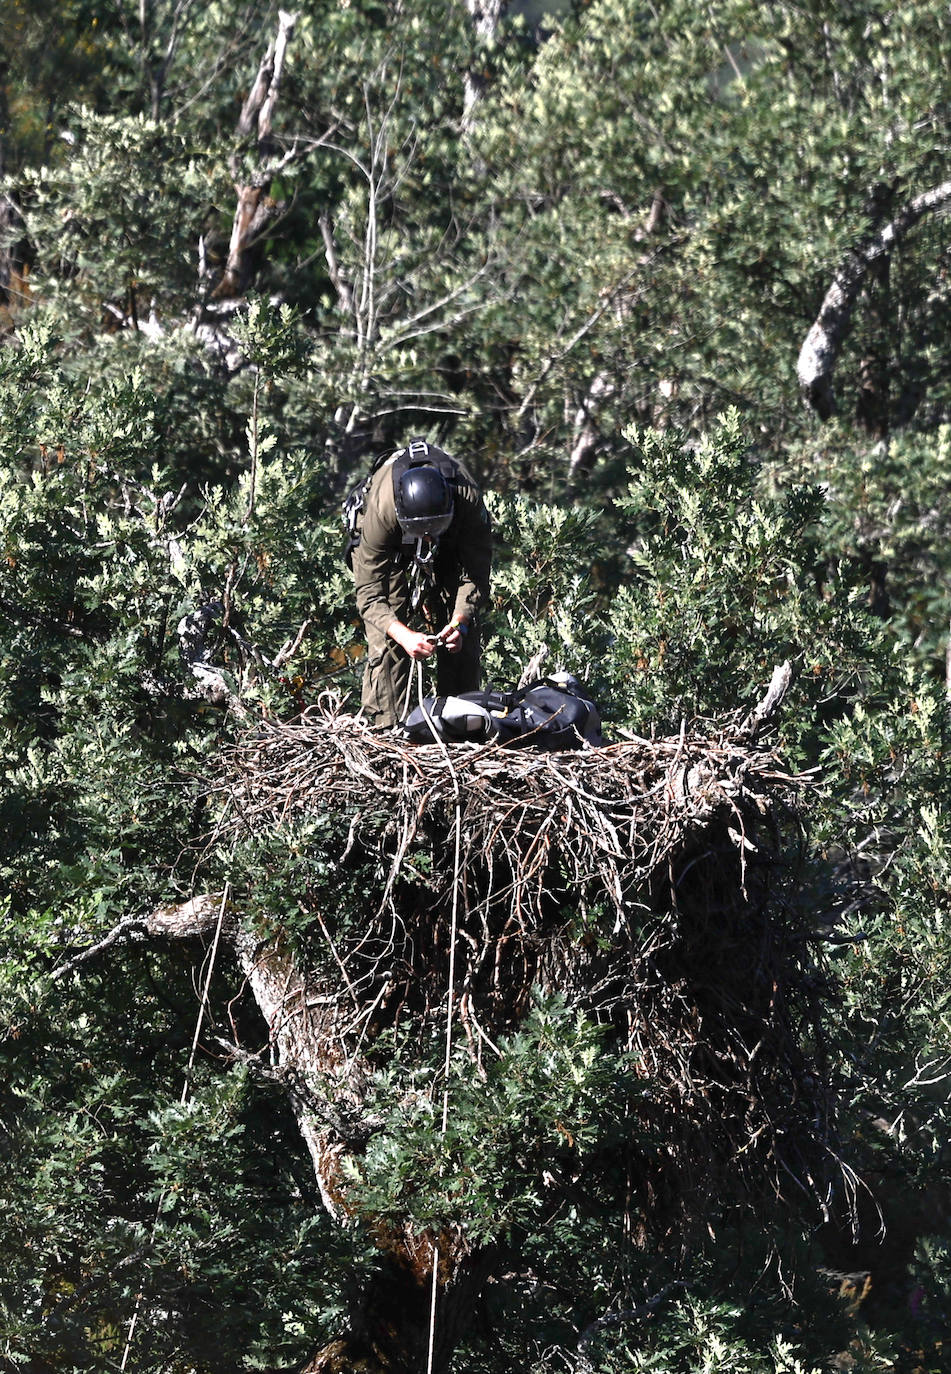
402,678,604,752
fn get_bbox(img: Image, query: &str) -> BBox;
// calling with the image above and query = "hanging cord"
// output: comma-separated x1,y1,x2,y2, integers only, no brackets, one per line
411,658,465,1374
119,882,231,1372
399,546,440,722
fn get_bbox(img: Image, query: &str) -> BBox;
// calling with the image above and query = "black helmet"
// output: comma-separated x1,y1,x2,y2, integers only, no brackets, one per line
395,464,454,540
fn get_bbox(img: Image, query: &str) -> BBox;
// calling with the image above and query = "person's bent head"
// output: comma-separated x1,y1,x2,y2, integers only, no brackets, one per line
395,465,454,540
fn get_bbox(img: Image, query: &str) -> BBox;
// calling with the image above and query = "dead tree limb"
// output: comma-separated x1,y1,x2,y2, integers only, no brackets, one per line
210,10,299,300
517,642,549,689
797,180,951,419
461,0,504,129
50,894,228,981
737,660,794,740
237,8,297,143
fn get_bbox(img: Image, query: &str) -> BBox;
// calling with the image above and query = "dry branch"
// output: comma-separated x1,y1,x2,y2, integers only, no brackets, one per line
211,10,299,301
798,180,951,418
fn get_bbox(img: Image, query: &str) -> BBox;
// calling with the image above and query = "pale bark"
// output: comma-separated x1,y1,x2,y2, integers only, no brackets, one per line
229,921,361,1222
798,180,951,419
210,10,299,300
56,891,361,1219
211,183,280,300
738,660,794,740
461,0,504,128
237,8,297,143
568,371,616,476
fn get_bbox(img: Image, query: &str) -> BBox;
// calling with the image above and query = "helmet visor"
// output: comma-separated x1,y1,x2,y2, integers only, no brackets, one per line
398,510,454,540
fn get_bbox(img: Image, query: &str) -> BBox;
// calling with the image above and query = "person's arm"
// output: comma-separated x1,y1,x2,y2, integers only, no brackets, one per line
352,472,403,639
353,471,439,660
448,478,492,628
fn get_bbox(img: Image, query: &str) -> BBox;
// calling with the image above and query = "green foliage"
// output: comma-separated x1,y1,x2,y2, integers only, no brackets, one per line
17,109,221,323
601,412,876,742
349,996,630,1242
483,493,609,686
5,0,951,1369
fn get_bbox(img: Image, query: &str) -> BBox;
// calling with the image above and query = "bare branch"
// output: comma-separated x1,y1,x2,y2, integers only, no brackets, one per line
238,9,298,142
515,255,660,425
564,215,669,472
569,371,616,476
319,212,354,314
51,917,151,980
737,660,794,740
51,894,226,981
375,263,492,355
578,1282,688,1356
272,618,314,670
257,10,297,142
212,12,300,300
798,180,951,418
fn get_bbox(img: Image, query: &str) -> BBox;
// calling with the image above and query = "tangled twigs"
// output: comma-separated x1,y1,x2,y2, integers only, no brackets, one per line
210,691,804,927
204,692,839,1229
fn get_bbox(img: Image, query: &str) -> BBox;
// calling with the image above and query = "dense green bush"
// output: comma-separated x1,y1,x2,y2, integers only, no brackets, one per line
4,0,951,1367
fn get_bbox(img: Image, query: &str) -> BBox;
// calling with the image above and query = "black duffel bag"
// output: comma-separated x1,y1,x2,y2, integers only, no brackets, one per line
402,675,604,751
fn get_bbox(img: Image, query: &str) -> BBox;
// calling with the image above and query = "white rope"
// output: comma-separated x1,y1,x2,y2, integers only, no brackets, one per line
119,882,230,1371
182,882,230,1101
413,658,465,1374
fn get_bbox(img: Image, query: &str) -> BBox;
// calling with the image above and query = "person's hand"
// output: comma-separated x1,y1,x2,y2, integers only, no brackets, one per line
388,622,437,660
438,623,465,654
406,632,437,660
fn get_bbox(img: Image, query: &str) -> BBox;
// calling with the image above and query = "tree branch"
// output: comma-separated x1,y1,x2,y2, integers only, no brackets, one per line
212,11,299,299
51,894,226,981
318,211,354,315
237,9,298,143
737,660,794,740
577,1282,688,1360
798,180,951,419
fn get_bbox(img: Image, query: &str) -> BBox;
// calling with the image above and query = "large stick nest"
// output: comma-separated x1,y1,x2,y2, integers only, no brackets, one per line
210,690,843,1237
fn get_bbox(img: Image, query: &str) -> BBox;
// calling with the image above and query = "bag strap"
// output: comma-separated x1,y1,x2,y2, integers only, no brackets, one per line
518,676,593,702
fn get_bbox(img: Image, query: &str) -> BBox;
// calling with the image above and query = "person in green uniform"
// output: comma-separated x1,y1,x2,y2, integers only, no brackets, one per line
350,437,492,727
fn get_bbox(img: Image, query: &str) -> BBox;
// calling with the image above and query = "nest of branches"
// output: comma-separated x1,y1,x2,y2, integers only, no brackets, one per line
210,687,843,1237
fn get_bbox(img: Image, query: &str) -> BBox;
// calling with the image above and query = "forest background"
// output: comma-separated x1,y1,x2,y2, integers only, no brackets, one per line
3,0,951,1370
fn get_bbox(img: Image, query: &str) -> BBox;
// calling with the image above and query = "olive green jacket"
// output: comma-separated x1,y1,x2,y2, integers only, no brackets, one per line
352,455,492,638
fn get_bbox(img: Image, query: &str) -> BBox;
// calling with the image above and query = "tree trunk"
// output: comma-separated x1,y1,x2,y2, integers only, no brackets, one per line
141,896,492,1372
303,1238,495,1374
